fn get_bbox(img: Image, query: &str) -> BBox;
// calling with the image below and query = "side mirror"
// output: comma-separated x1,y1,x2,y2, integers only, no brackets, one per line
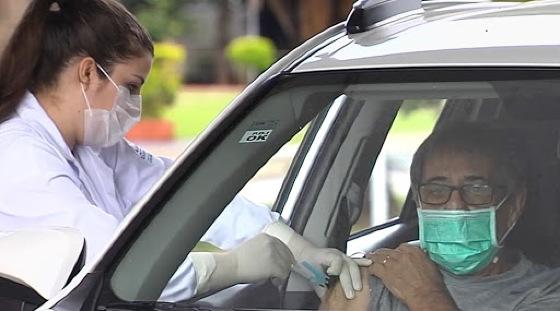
0,227,85,305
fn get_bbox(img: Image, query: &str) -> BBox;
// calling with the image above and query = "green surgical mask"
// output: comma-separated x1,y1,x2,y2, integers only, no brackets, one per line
417,194,513,275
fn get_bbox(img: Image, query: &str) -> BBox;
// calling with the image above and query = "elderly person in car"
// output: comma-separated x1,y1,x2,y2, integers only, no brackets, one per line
321,124,560,310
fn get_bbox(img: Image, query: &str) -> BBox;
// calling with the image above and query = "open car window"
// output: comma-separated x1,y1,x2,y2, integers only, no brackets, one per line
103,72,560,310
354,99,444,230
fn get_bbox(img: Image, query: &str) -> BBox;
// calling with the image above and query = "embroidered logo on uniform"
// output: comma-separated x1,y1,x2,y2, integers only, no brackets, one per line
134,146,153,163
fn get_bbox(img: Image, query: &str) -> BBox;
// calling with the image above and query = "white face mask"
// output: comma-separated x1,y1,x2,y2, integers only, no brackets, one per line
80,64,142,147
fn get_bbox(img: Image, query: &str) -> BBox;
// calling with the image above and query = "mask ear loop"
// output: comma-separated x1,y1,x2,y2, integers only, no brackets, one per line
494,192,517,246
489,192,514,265
80,83,93,116
95,64,119,90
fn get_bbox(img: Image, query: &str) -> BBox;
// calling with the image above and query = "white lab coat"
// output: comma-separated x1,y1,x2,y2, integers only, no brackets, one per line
0,92,278,301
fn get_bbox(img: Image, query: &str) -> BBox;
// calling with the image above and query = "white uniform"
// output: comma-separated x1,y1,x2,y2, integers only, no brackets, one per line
0,92,278,301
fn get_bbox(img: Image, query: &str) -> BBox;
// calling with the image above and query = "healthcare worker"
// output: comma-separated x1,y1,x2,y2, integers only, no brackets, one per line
0,0,370,302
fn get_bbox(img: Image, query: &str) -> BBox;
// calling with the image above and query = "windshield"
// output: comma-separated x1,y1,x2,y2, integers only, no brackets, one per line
106,72,560,311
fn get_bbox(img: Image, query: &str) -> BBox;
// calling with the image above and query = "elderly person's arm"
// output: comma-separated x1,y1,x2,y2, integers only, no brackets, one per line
321,244,459,311
320,268,372,311
367,243,459,311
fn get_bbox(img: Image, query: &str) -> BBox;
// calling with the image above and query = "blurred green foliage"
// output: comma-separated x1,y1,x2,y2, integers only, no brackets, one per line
120,0,189,41
390,107,440,134
225,36,277,71
399,99,443,114
142,42,187,118
163,89,440,140
163,88,240,138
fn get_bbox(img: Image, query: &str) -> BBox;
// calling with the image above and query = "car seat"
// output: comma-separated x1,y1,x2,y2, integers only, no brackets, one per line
500,123,560,267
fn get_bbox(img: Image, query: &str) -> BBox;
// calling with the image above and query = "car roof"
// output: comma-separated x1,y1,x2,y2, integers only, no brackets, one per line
292,0,560,72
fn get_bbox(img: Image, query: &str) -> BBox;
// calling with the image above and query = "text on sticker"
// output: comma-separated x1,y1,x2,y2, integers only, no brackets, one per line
239,130,272,143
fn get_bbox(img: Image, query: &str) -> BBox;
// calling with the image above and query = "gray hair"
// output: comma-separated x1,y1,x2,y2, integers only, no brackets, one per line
410,123,529,198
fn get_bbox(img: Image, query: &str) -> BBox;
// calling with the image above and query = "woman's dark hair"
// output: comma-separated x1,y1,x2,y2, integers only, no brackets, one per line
0,0,153,122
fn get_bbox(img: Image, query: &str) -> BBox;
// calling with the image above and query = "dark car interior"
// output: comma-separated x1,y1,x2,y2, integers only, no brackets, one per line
0,246,85,310
0,278,47,311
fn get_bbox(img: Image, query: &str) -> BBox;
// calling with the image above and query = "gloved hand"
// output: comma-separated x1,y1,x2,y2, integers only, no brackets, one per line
190,233,295,295
264,221,372,299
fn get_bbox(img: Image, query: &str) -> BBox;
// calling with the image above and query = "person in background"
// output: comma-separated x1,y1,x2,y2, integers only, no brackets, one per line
320,124,560,310
0,0,370,302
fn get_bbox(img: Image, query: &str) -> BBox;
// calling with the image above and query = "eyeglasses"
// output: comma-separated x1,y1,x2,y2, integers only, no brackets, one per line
418,183,504,206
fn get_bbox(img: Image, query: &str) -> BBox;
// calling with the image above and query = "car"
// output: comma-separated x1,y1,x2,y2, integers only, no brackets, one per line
3,0,560,309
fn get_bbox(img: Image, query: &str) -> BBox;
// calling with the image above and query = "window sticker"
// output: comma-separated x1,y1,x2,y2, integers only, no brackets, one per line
239,120,278,143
